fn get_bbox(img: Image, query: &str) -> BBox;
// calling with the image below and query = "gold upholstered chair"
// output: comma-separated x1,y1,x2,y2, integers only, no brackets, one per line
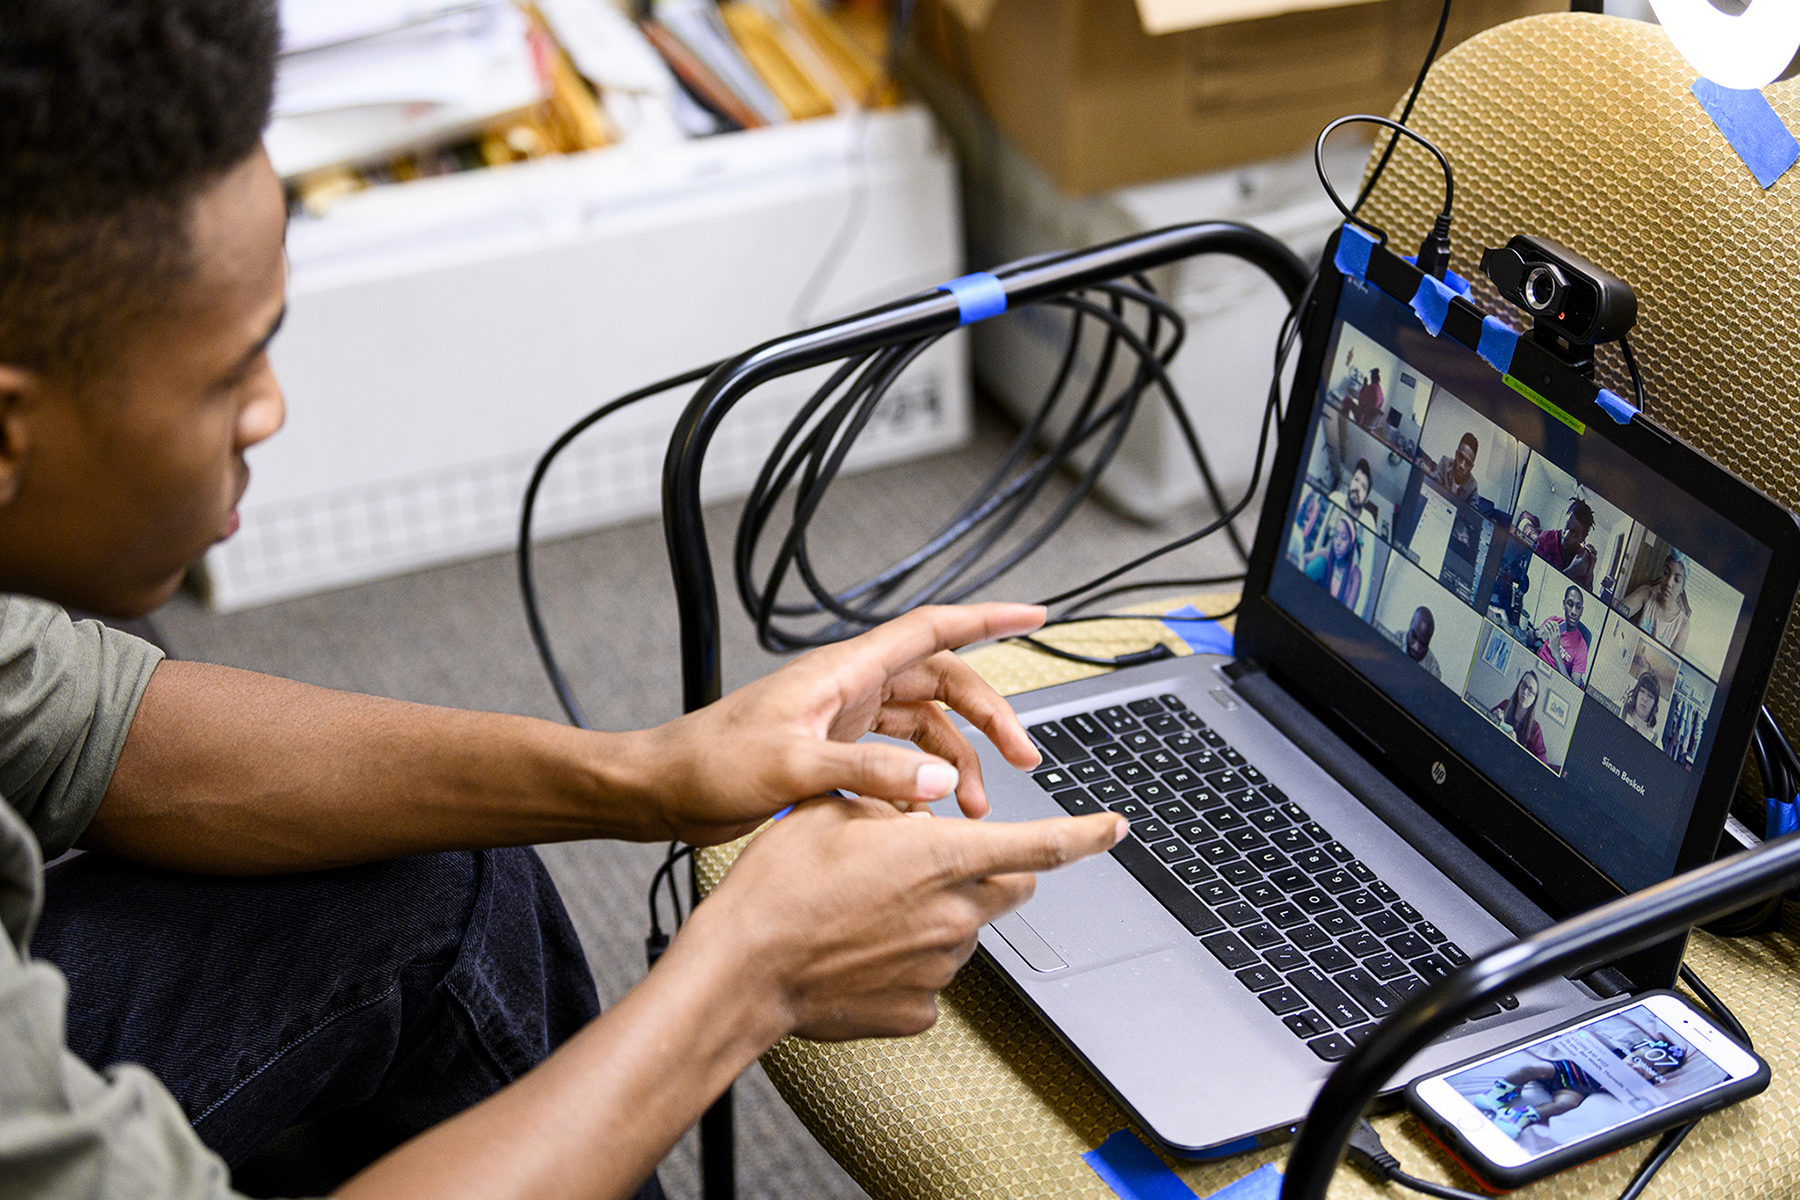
695,14,1800,1199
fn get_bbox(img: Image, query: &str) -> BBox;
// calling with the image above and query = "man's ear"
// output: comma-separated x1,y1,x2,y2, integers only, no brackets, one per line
0,364,40,507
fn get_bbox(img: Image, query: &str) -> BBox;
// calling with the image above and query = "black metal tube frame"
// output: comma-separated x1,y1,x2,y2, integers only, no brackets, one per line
660,221,1309,1200
1280,832,1800,1200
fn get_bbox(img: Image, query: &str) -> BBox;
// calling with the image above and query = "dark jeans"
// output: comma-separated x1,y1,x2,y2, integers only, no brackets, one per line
34,845,662,1198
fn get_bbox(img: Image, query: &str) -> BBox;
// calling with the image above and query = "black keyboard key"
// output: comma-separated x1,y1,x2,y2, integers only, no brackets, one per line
1096,706,1140,734
1442,942,1470,966
1218,861,1261,887
1050,788,1102,816
1499,993,1520,1010
1176,822,1214,845
1241,881,1283,908
1302,822,1332,843
1142,749,1178,772
1269,867,1309,893
1308,1033,1353,1061
1063,712,1110,745
1109,837,1225,935
1107,799,1150,822
1165,733,1203,755
1260,986,1308,1015
1162,768,1202,792
1322,840,1356,863
1293,848,1333,873
1465,1000,1503,1020
1217,902,1261,928
1340,890,1381,915
1287,967,1368,1028
1249,809,1290,833
1316,869,1357,895
1133,781,1175,805
1264,903,1308,930
1363,910,1406,937
1199,728,1227,747
1236,965,1283,992
1241,923,1285,949
1284,1010,1333,1039
1122,730,1159,754
1370,881,1400,905
1155,799,1197,823
1028,721,1083,764
1336,967,1398,1018
1279,802,1309,822
1292,889,1336,916
1347,861,1377,883
1260,784,1289,804
1182,712,1208,729
1225,828,1269,852
1265,945,1307,972
1127,697,1165,717
1310,945,1356,973
1416,921,1448,945
1386,932,1432,959
1095,744,1133,766
1270,827,1313,853
1345,1024,1379,1046
1152,839,1197,865
1146,714,1183,736
1220,747,1247,767
1204,807,1248,832
1234,788,1272,812
1070,760,1109,783
1033,767,1077,791
1133,818,1174,843
1173,859,1217,885
1393,901,1423,924
1388,975,1427,1000
1201,931,1258,969
1198,840,1239,865
1365,953,1412,981
1091,779,1128,803
1316,910,1359,937
1238,766,1268,786
1160,693,1188,711
1115,762,1151,786
1245,847,1289,873
1183,749,1223,772
1203,767,1245,792
1289,924,1331,951
1196,882,1239,906
1341,931,1385,958
1413,953,1453,981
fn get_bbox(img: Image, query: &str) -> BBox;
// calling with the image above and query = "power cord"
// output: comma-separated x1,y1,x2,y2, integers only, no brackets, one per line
1344,964,1748,1200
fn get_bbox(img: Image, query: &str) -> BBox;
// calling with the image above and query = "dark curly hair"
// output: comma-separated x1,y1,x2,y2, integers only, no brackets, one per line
0,0,278,379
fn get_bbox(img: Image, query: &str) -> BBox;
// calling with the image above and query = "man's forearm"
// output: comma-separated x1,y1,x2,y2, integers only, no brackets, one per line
336,901,788,1200
80,661,666,872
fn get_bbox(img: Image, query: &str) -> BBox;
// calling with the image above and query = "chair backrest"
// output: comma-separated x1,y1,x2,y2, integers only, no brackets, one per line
1358,11,1800,778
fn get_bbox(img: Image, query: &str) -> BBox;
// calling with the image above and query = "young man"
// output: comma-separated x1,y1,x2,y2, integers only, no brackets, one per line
0,4,1125,1198
1535,501,1599,591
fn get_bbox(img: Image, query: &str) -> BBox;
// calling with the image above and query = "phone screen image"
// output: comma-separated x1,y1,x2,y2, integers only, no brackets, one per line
1440,1003,1729,1161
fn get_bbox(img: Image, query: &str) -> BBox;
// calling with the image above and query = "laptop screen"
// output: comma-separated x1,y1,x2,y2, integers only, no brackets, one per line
1265,269,1771,893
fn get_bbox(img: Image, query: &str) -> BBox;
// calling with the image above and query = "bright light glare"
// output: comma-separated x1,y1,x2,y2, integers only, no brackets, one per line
1647,0,1800,90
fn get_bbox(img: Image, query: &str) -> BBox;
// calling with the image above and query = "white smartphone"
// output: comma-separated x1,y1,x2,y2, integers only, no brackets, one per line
1406,990,1768,1190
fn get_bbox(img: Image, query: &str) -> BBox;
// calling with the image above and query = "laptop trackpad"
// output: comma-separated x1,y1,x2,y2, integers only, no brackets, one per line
990,912,1067,972
991,847,1183,973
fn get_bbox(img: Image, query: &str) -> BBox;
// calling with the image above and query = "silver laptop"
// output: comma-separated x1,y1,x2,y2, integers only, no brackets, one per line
941,227,1800,1156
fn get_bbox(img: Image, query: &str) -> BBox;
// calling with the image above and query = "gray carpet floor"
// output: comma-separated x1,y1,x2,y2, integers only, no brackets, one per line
150,402,1252,1199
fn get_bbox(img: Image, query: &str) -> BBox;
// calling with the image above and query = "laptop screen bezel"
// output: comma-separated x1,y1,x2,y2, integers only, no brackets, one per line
1234,228,1800,986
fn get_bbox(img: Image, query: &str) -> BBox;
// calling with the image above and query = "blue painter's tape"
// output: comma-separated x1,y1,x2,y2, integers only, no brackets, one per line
1477,316,1519,374
771,805,794,821
1202,1164,1284,1200
1082,1131,1198,1200
1333,224,1376,280
1692,78,1800,189
1410,274,1455,336
1163,604,1235,657
1399,256,1471,296
1595,387,1637,425
938,272,1007,325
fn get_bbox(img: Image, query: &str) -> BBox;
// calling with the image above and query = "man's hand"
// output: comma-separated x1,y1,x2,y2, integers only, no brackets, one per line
640,604,1047,845
687,797,1128,1040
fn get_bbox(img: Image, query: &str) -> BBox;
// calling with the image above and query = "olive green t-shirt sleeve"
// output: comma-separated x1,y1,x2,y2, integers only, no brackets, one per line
0,596,164,859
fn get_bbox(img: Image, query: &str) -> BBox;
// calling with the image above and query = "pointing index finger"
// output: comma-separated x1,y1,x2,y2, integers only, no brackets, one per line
937,812,1128,882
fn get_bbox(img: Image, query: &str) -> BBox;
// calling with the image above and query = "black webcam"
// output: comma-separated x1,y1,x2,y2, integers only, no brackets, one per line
1480,235,1636,347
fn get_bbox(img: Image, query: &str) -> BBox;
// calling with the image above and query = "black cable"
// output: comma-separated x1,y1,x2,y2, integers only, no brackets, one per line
1352,0,1453,215
1347,965,1747,1200
1619,333,1647,415
1315,113,1456,249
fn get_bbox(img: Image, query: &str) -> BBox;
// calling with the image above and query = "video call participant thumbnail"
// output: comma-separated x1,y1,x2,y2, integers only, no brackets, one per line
1465,623,1583,774
1372,548,1484,696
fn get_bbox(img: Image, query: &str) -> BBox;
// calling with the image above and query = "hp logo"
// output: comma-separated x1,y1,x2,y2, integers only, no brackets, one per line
1431,761,1447,785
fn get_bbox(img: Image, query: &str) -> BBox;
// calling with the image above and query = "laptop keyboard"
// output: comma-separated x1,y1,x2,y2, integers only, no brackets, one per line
1027,693,1517,1063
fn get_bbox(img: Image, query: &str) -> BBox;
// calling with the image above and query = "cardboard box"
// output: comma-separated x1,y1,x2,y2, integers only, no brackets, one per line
917,0,1561,193
205,106,966,609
